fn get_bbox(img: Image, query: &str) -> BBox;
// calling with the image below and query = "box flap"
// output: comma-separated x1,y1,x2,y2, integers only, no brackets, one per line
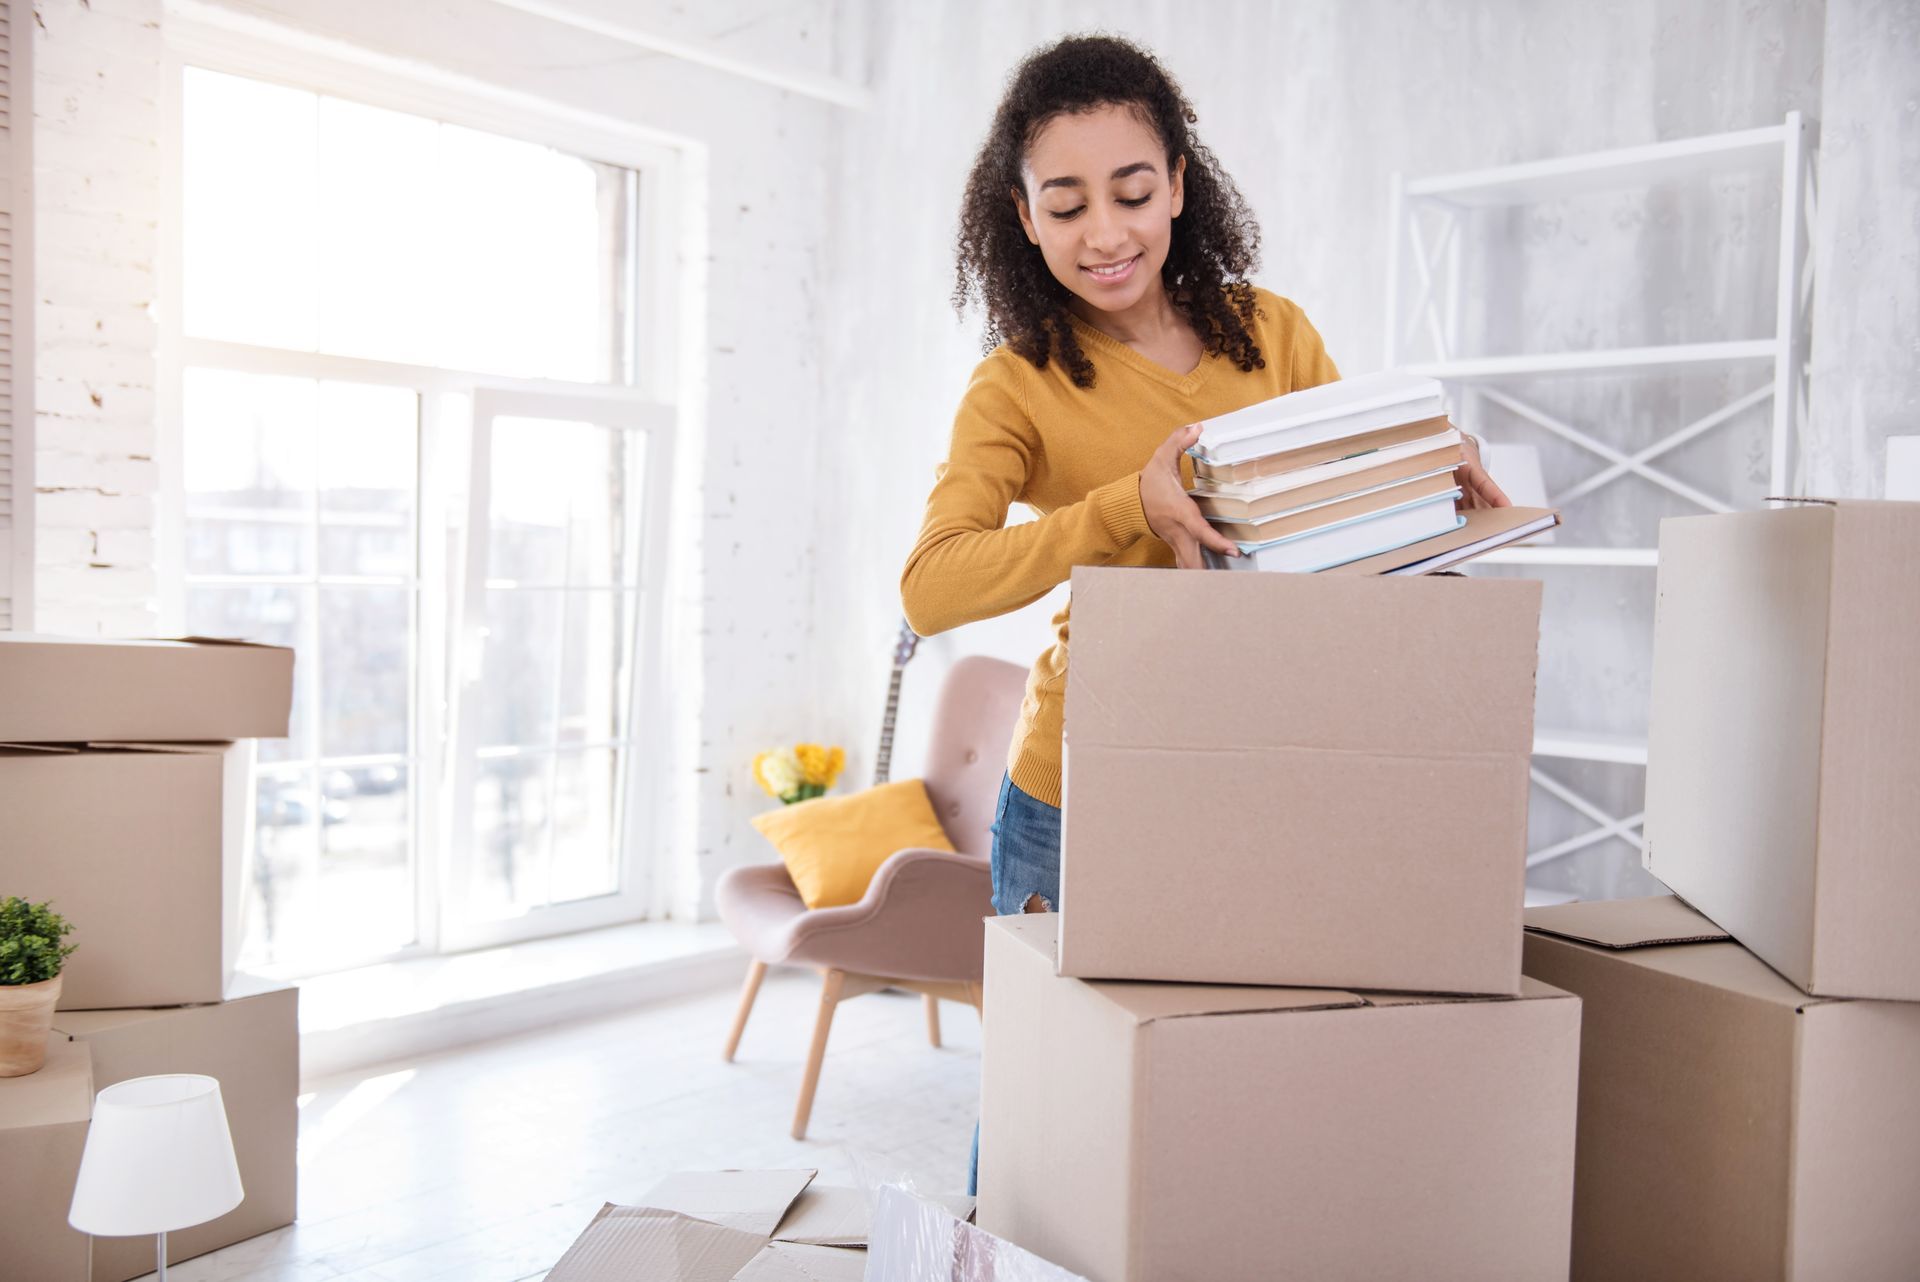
733,1242,868,1282
1358,976,1574,1007
1065,566,1539,757
771,1185,976,1248
1523,895,1731,949
640,1169,819,1237
996,914,1367,1021
0,1038,92,1129
546,1205,769,1282
83,740,237,754
0,743,80,754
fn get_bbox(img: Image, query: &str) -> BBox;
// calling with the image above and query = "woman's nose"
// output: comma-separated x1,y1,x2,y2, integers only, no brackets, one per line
1083,203,1126,255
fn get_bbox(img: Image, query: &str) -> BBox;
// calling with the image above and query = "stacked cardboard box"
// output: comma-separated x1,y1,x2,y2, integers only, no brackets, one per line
1517,498,1920,1280
1188,371,1560,574
978,566,1582,1280
0,636,299,1282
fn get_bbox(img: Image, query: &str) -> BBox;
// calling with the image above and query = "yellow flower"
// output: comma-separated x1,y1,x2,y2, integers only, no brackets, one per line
795,743,846,789
753,749,803,800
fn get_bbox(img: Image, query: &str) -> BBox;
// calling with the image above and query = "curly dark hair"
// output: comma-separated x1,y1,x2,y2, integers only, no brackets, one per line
953,34,1264,389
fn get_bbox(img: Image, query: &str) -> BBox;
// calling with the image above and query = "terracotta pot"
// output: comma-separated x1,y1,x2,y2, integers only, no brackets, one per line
0,975,62,1077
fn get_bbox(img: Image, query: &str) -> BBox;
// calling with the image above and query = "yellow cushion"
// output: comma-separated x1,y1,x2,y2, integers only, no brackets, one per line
750,778,956,909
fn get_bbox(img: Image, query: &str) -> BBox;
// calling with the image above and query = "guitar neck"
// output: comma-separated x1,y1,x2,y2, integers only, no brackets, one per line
872,667,905,787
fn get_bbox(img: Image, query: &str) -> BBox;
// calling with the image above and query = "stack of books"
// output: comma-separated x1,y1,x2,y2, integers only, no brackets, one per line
1191,371,1558,573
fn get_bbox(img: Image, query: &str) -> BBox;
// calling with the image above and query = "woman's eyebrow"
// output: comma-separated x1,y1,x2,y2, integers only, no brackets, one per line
1038,160,1160,192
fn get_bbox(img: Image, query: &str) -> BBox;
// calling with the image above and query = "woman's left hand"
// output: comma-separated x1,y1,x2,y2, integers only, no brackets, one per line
1457,434,1513,510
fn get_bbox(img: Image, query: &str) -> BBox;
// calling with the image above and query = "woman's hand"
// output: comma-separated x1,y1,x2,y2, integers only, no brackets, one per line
1141,424,1241,568
1456,433,1513,510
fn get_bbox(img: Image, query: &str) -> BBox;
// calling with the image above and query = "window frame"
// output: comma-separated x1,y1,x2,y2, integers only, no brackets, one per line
155,20,692,975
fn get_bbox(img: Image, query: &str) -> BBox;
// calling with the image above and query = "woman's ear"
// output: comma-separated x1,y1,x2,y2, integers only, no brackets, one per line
1011,185,1040,245
1169,154,1187,219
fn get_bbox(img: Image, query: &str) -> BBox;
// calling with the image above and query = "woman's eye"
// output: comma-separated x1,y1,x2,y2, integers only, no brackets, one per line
1118,195,1151,207
1047,206,1085,221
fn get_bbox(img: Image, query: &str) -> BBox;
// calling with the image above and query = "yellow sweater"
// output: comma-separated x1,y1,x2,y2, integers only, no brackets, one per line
900,288,1341,808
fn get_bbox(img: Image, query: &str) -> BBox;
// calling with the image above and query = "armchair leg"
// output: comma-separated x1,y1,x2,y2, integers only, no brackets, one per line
793,968,845,1139
723,959,767,1063
924,993,942,1048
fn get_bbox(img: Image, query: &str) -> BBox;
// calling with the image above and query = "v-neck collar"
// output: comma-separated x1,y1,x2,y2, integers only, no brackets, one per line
1067,308,1216,395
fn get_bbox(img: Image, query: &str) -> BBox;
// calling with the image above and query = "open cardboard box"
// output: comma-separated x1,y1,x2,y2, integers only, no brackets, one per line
0,741,252,1010
1059,564,1540,994
0,1038,93,1281
53,979,299,1282
980,914,1579,1282
1645,498,1920,999
1523,896,1920,1280
0,634,293,742
547,1169,979,1281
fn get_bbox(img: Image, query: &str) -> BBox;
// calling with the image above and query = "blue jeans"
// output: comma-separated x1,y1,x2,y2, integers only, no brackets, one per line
970,772,1062,1196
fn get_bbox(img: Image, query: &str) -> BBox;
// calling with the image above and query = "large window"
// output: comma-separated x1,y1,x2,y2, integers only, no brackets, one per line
174,66,673,975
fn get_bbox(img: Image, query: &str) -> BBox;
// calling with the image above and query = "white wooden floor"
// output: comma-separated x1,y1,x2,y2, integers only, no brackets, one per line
153,968,983,1282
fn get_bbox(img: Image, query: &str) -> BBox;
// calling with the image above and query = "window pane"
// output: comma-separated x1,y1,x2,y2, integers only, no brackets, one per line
182,70,320,350
188,585,311,763
557,590,635,745
241,765,416,970
183,367,316,576
319,383,417,578
181,66,622,381
319,587,412,758
471,755,552,919
550,748,621,903
476,590,562,749
487,417,636,585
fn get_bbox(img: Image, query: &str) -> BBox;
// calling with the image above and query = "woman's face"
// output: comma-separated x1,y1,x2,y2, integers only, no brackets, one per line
1014,102,1186,316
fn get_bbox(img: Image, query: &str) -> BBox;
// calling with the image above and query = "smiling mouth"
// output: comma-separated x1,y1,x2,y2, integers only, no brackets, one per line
1081,253,1141,282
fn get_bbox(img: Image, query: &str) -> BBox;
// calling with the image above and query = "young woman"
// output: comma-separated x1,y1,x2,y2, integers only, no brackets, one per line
898,34,1508,1190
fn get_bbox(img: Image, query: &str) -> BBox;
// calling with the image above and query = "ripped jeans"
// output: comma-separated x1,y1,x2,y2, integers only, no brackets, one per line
988,772,1063,916
971,772,1063,1196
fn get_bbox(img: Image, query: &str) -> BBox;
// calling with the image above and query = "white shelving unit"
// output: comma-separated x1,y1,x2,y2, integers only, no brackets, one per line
1385,114,1817,869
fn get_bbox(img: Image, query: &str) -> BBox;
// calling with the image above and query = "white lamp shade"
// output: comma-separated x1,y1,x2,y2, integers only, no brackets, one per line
68,1074,245,1236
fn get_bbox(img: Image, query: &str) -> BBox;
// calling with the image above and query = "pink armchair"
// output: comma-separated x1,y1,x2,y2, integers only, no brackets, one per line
716,655,1028,1138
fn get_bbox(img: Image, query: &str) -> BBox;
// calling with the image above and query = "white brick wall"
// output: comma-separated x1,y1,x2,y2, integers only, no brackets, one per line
33,0,164,637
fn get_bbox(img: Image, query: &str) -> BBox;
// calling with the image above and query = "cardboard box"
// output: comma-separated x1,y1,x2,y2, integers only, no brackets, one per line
53,980,298,1282
545,1169,977,1282
0,634,293,742
0,1038,93,1281
0,742,251,1010
1523,896,1920,1281
1644,499,1920,999
979,914,1580,1282
1059,565,1541,994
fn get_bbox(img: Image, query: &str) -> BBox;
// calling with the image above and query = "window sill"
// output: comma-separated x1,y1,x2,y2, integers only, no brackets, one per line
296,919,743,1083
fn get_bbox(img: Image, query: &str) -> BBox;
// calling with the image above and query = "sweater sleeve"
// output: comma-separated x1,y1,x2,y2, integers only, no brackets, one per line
899,357,1152,637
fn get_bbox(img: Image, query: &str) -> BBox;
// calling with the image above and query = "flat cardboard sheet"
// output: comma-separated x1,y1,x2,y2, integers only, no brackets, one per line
0,634,294,742
979,915,1579,1282
54,980,299,1282
1058,565,1539,994
1645,500,1920,999
0,742,250,1010
641,1169,820,1236
735,1242,868,1282
1523,896,1920,1279
0,1038,93,1280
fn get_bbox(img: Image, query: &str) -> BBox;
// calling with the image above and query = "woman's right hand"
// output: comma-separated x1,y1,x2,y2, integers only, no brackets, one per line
1141,424,1241,569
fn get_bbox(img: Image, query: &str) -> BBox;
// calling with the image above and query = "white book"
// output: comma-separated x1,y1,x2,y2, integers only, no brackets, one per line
1192,429,1463,501
1191,371,1445,466
1202,489,1463,574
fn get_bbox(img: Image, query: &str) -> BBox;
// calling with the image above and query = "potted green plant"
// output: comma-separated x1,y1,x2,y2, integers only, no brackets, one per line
0,897,77,1077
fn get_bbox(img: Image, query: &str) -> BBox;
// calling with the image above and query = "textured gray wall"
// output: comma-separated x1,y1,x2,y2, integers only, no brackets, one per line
813,0,1877,900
